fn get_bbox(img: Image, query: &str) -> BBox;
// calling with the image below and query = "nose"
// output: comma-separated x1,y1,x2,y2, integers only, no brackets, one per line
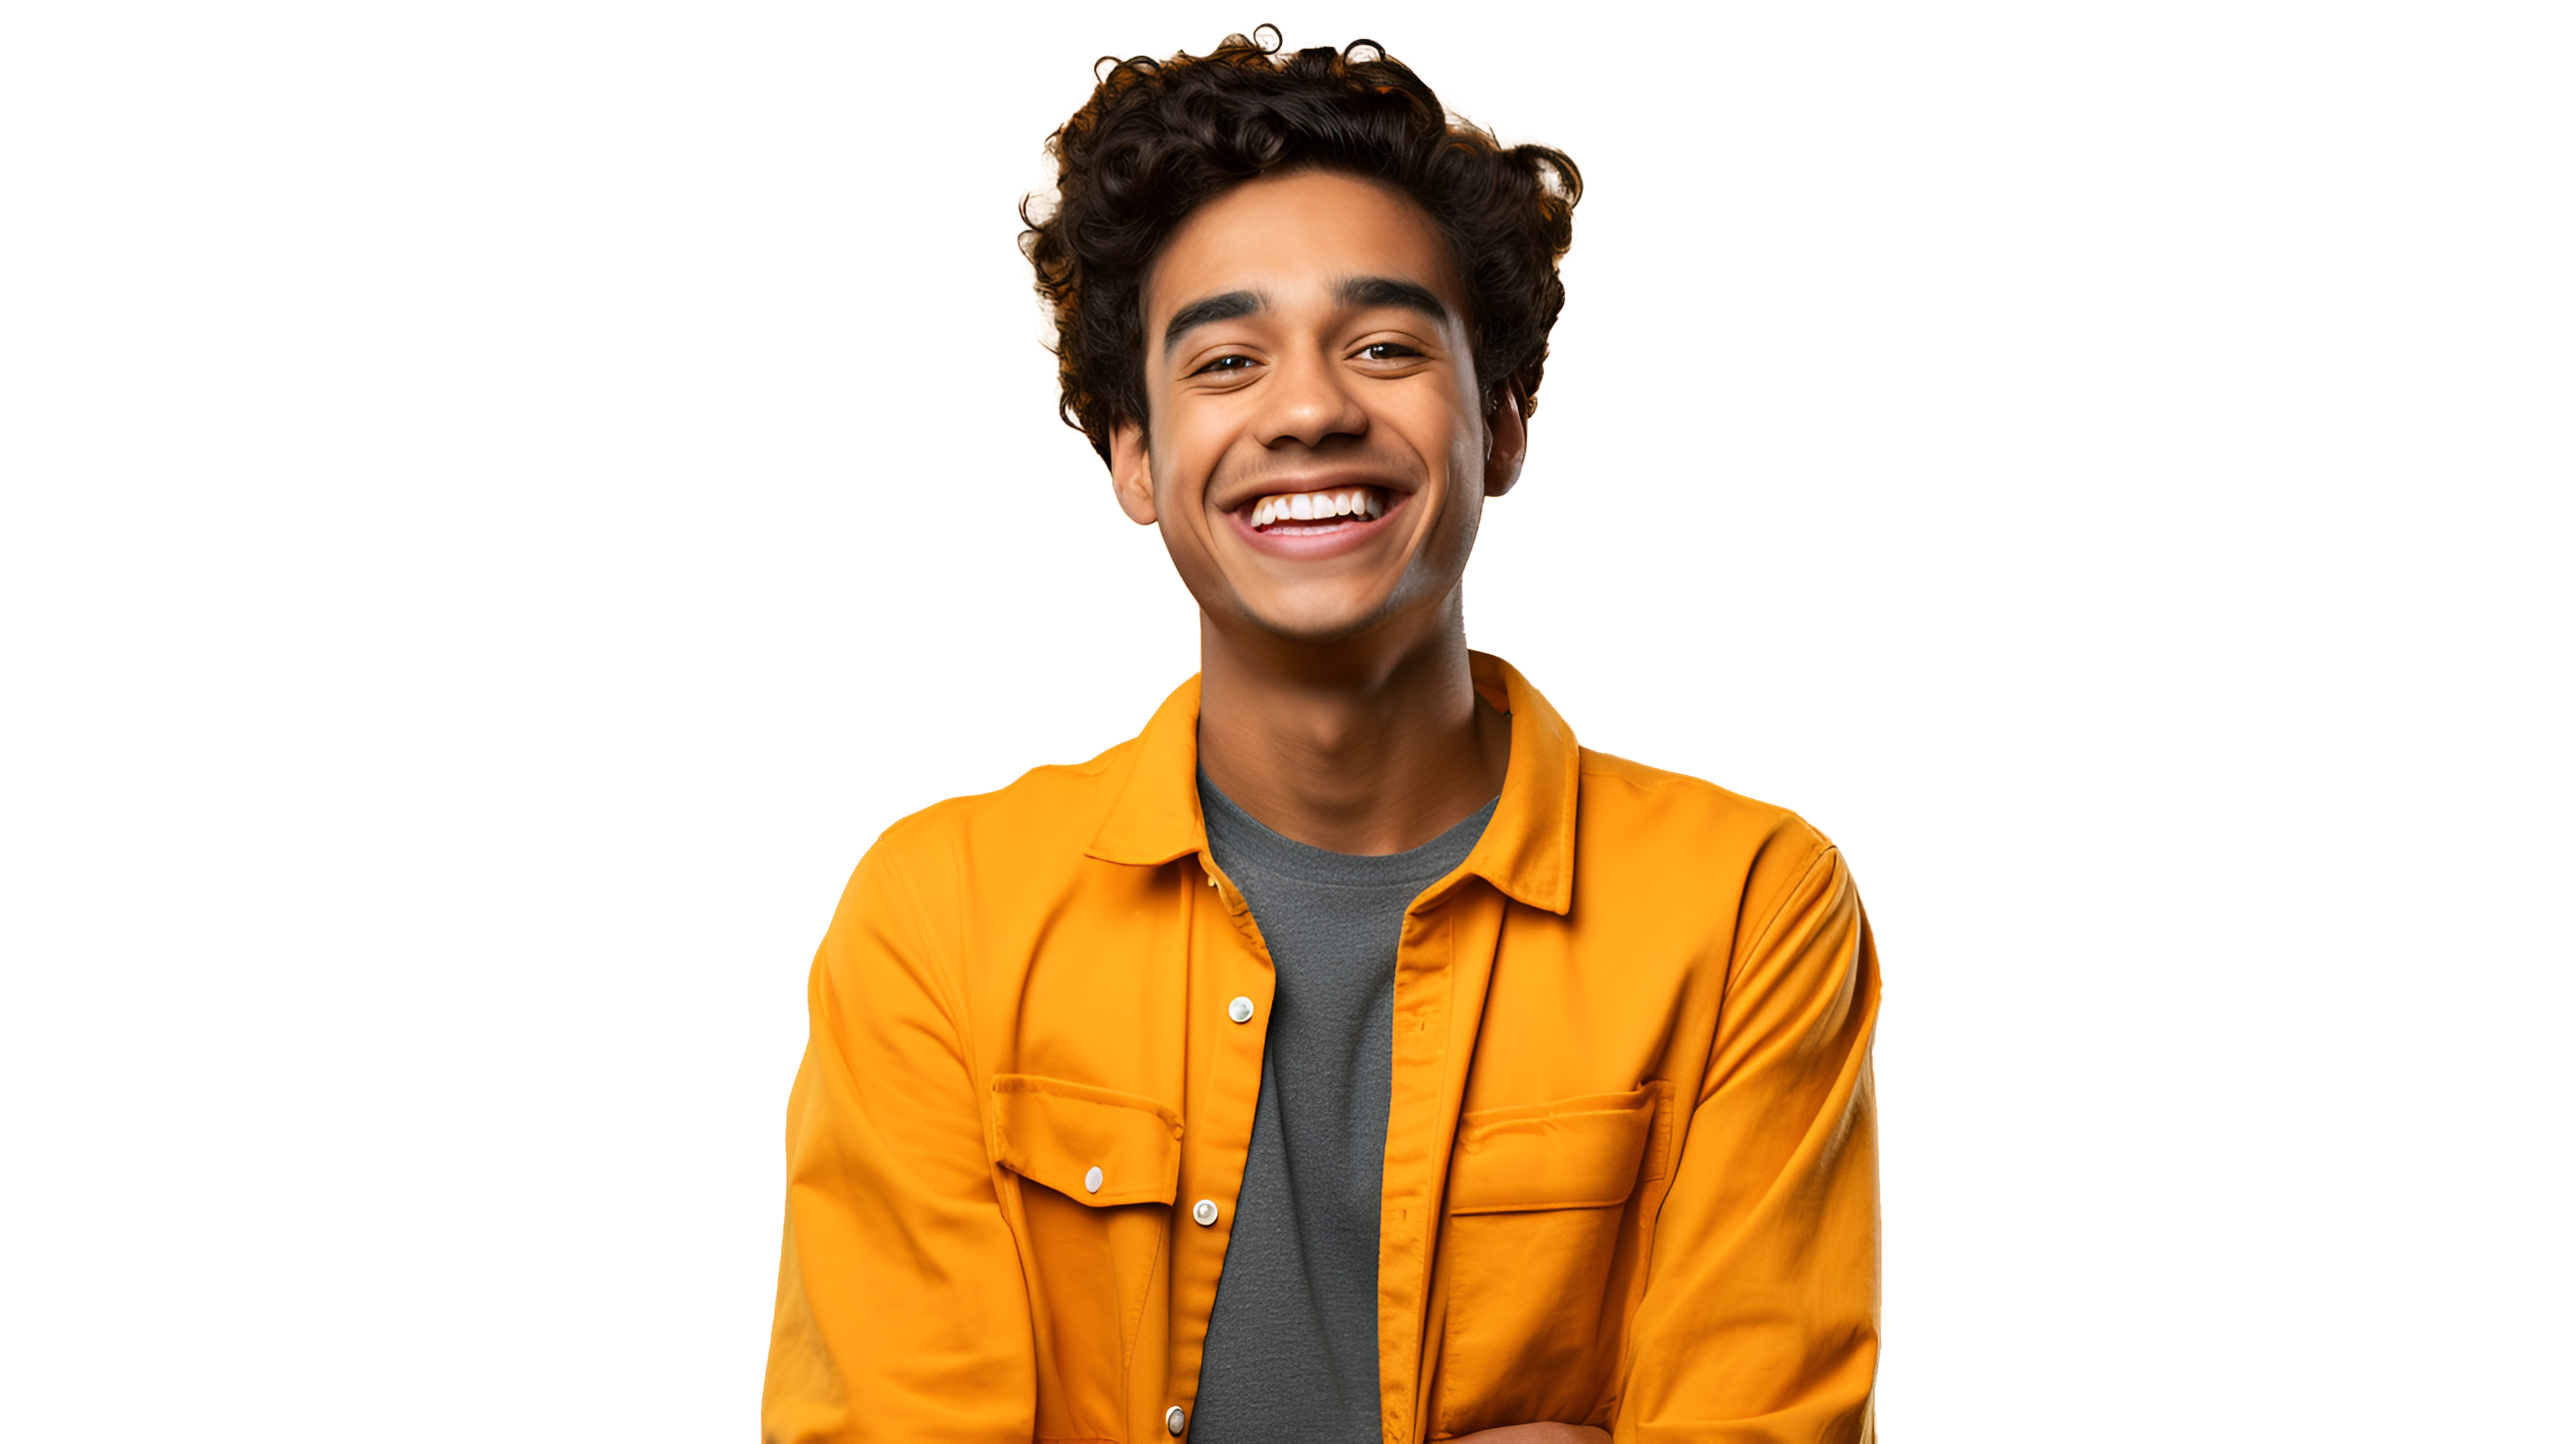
1254,348,1368,450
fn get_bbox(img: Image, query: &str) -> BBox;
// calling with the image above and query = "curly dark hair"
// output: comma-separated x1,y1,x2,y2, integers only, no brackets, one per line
1021,27,1581,464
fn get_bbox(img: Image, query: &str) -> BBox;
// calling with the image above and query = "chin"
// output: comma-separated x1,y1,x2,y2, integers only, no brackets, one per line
1235,592,1402,646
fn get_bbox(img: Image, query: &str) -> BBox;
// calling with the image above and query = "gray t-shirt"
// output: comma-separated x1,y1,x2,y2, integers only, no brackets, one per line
1189,774,1499,1443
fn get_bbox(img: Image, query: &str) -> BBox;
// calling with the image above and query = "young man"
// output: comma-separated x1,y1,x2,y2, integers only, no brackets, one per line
764,32,1881,1444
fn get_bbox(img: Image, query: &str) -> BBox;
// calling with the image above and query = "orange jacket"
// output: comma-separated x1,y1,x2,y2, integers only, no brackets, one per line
764,656,1881,1443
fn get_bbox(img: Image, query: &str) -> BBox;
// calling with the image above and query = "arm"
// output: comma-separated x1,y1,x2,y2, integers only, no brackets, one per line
762,842,1038,1443
1613,843,1882,1443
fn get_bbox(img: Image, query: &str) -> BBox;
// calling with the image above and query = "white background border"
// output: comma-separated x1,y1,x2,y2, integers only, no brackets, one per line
1813,8,2576,1433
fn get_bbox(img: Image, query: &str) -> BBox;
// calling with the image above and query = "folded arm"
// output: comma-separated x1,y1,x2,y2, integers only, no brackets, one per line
1613,842,1882,1443
763,844,1038,1443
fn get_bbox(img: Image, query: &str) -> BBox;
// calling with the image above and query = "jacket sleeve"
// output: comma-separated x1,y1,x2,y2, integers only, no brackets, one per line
1614,841,1882,1443
763,840,1038,1443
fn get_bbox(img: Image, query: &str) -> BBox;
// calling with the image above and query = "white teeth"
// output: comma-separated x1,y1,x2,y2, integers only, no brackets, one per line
1249,487,1389,528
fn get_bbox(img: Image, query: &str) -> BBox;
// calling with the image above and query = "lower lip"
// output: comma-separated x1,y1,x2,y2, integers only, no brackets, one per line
1228,494,1407,559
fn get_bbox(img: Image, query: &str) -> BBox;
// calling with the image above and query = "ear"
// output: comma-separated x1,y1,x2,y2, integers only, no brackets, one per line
1108,419,1157,525
1482,384,1528,498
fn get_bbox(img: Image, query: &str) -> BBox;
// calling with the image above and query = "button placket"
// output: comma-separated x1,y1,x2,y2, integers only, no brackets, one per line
1168,852,1273,1437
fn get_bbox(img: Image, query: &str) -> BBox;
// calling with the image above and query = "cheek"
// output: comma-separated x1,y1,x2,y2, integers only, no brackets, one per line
1411,403,1490,496
1404,369,1485,454
1149,412,1227,508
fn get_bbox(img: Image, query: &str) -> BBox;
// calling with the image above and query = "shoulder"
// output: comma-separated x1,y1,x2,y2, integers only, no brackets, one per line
852,735,1138,900
1570,748,1846,940
820,735,1142,962
1576,748,1833,862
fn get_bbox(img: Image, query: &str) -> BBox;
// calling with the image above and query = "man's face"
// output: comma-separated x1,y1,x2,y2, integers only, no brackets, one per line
1110,169,1524,646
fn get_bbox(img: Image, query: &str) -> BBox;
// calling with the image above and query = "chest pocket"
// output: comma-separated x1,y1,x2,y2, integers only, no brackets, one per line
1431,1081,1677,1439
991,1075,1182,1441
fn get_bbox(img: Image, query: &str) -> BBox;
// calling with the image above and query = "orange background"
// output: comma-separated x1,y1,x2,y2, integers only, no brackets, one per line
762,17,1813,1361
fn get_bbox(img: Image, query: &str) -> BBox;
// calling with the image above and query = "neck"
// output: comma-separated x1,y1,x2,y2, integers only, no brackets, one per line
1194,592,1511,855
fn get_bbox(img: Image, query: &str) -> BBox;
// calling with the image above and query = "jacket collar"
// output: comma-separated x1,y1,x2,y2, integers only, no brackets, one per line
1084,652,1578,915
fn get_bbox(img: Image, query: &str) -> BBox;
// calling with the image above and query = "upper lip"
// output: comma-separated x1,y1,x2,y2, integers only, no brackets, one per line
1215,472,1413,514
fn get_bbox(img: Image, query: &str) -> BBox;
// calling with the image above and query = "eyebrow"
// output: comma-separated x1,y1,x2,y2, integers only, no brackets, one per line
1163,290,1264,354
1159,275,1454,355
1337,274,1451,323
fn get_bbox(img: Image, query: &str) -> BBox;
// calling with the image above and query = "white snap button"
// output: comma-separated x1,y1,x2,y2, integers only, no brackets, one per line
1084,1165,1102,1194
1192,1199,1219,1226
1166,1404,1186,1434
1228,995,1254,1024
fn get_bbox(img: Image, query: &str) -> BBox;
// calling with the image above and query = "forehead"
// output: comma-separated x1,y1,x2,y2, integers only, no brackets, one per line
1143,169,1464,325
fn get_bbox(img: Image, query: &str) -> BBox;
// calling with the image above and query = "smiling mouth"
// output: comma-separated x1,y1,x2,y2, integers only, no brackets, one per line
1246,485,1389,532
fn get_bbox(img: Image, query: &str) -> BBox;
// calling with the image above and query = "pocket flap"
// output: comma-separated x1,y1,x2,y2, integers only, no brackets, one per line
1446,1082,1672,1215
991,1074,1183,1208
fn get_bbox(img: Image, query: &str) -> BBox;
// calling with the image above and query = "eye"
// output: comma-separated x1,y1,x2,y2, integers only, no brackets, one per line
1192,354,1257,376
1360,342,1423,362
